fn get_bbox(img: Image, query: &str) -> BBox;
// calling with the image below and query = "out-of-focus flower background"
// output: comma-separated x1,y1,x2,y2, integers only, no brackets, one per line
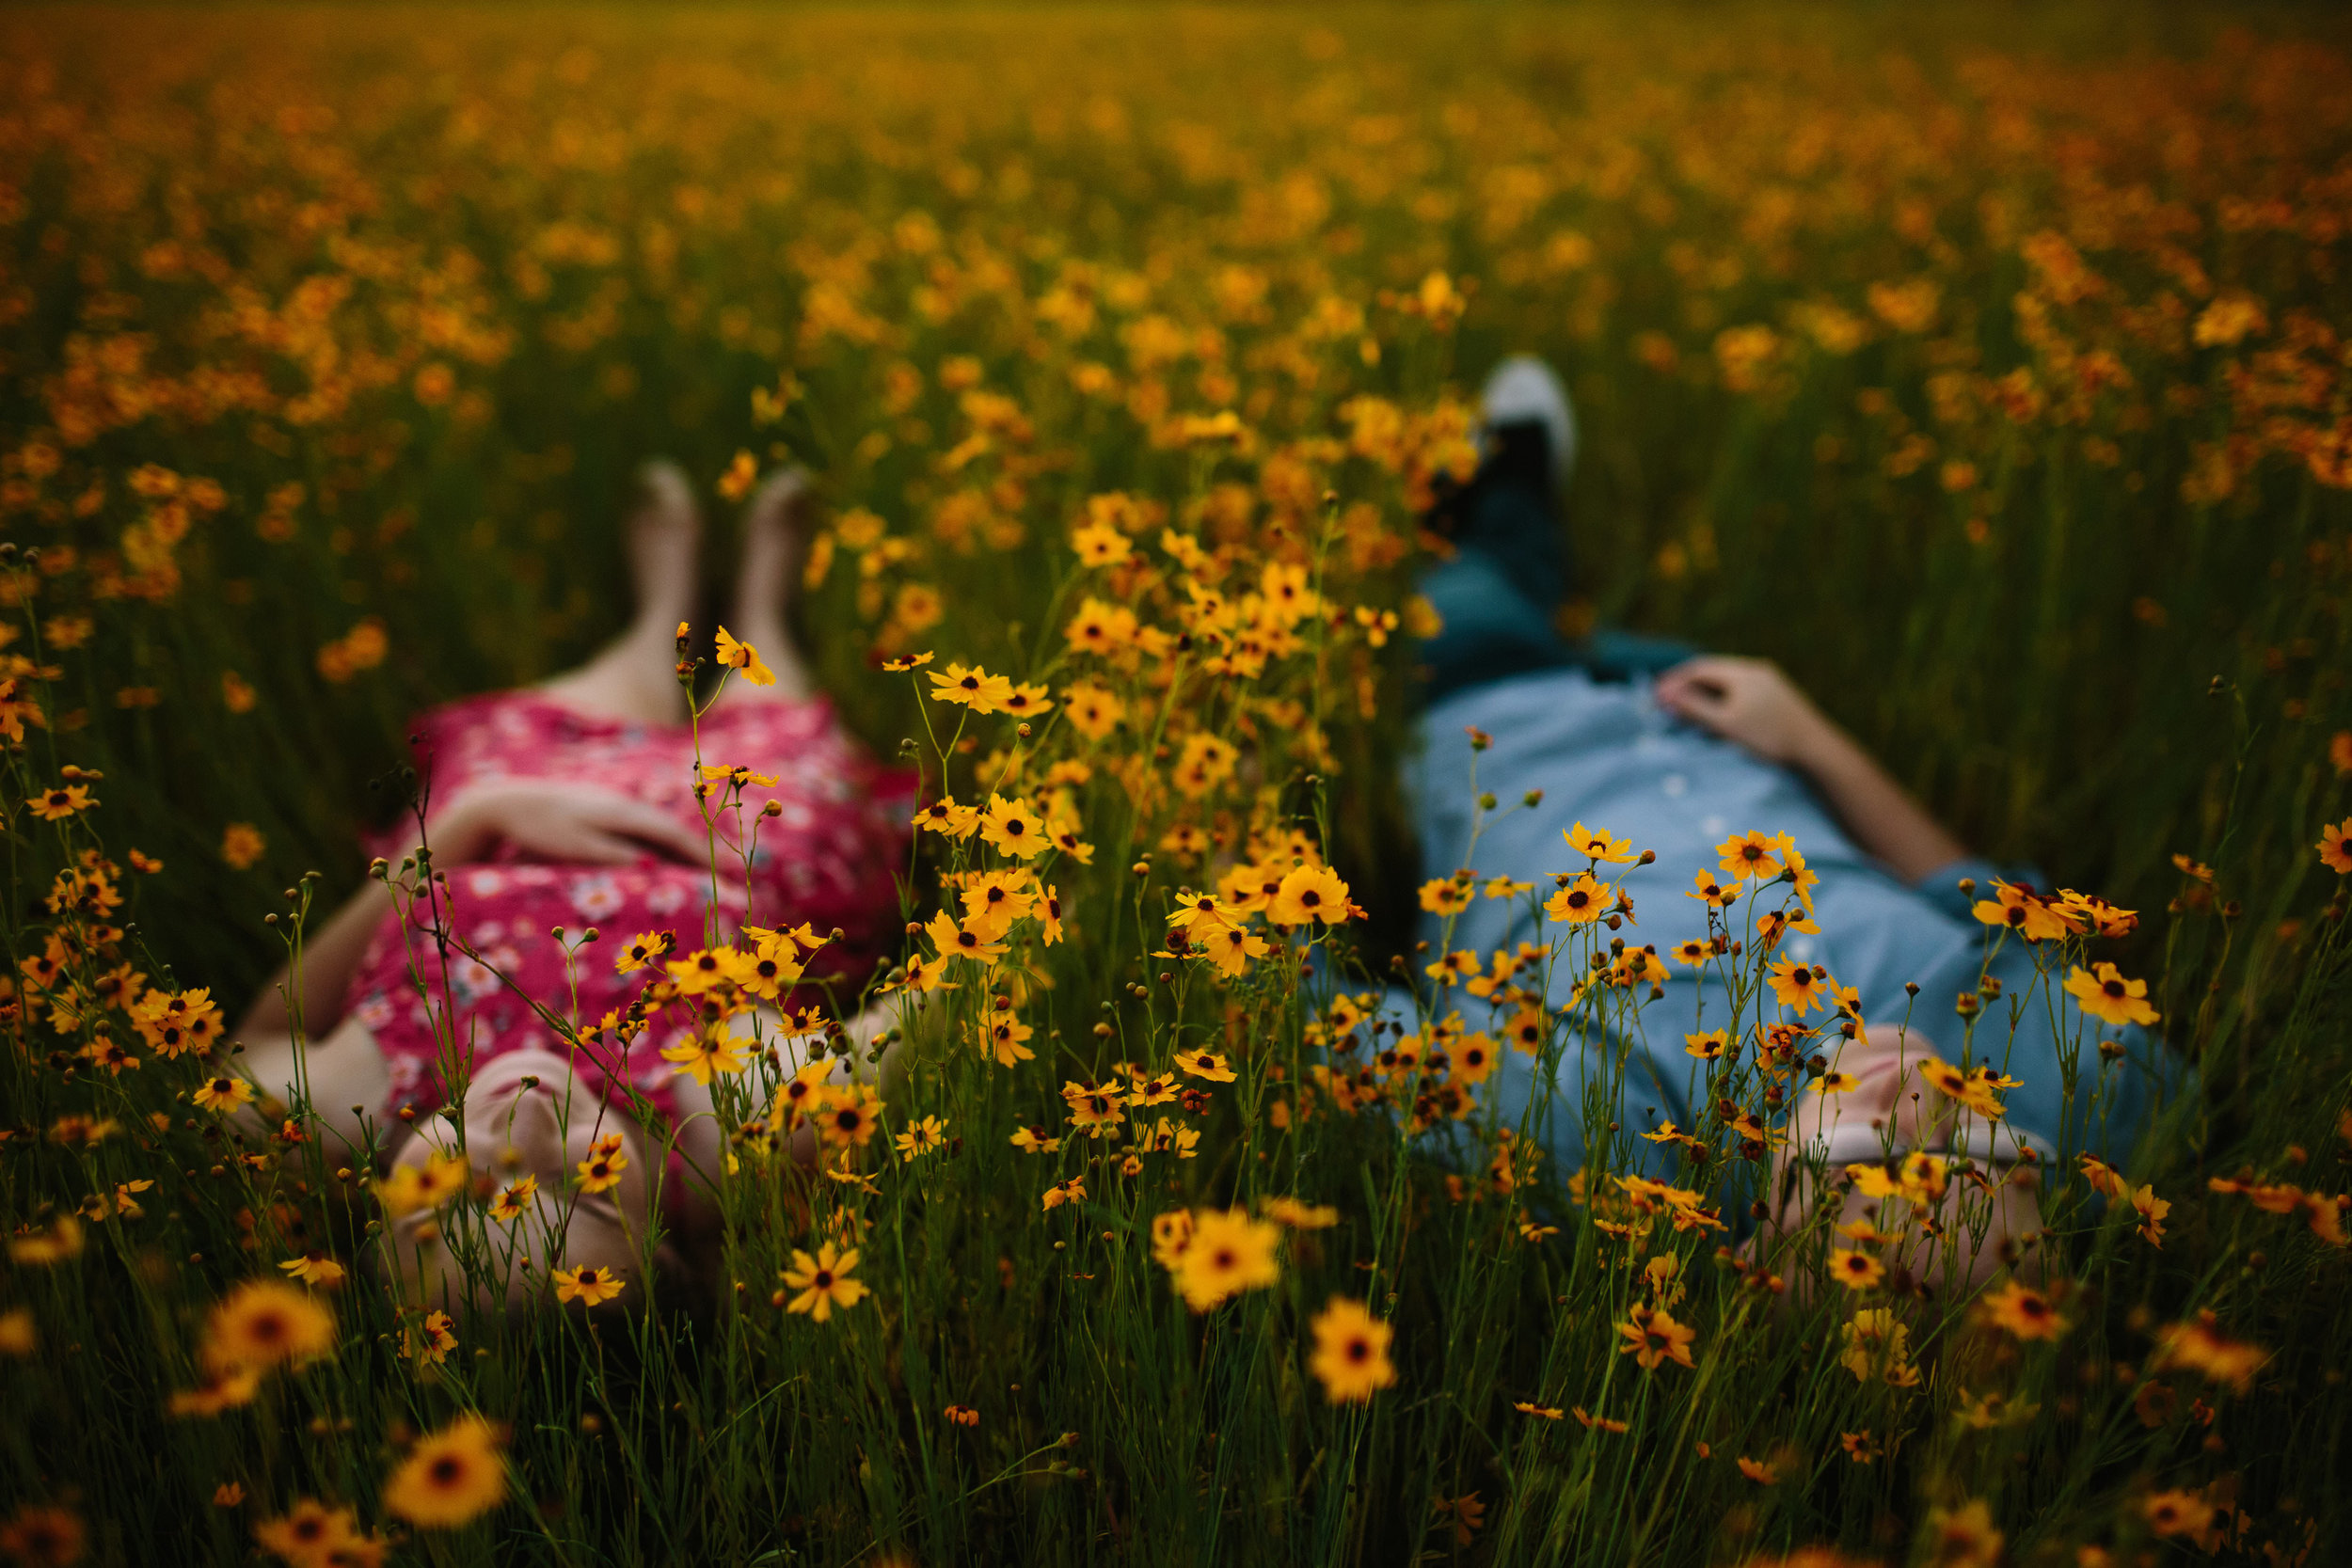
8,7,2343,990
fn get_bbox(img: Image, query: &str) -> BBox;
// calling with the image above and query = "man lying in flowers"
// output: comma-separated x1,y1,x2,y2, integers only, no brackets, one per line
233,461,911,1307
1380,356,2185,1293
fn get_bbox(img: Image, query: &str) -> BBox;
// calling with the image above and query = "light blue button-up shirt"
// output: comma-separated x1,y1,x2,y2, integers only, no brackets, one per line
1387,667,2185,1186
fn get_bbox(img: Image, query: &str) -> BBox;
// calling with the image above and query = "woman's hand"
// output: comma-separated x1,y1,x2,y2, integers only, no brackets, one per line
1653,656,1834,768
424,782,710,866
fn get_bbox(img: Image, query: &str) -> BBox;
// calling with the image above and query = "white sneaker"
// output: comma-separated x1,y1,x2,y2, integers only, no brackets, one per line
1479,355,1578,496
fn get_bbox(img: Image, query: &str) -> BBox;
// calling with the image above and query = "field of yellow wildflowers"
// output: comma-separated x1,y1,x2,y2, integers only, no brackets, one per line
3,5,2350,1563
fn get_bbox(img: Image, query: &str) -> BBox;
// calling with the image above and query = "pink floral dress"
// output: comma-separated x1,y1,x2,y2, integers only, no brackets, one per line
346,690,912,1125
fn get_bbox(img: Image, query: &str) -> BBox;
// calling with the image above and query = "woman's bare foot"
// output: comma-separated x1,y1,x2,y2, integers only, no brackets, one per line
718,466,818,704
542,460,700,725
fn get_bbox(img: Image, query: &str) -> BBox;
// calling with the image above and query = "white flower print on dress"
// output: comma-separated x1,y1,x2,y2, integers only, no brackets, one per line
448,956,499,1006
570,873,626,923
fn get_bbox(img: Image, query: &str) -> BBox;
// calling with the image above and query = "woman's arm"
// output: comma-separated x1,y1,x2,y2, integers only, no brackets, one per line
235,877,401,1040
235,783,711,1039
1652,656,1966,884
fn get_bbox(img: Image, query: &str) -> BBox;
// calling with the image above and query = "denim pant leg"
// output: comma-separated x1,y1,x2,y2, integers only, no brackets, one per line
1417,548,1574,705
1416,472,1701,701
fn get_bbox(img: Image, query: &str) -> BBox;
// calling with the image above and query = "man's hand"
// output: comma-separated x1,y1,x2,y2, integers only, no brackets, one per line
1653,656,1834,768
1655,654,1966,881
428,783,710,866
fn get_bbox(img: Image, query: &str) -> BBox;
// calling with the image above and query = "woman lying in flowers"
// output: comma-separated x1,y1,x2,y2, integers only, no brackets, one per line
234,462,910,1307
1392,356,2184,1291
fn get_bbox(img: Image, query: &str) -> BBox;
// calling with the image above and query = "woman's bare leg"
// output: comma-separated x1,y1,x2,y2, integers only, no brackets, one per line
542,459,701,725
716,467,818,705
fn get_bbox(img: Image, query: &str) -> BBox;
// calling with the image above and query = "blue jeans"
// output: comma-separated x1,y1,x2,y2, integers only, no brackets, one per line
1415,470,1698,702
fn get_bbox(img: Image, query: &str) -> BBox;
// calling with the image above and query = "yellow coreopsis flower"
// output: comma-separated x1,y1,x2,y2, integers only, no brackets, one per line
1194,921,1269,976
29,784,93,820
1173,1048,1237,1082
778,1243,869,1323
1716,831,1784,882
929,661,1013,713
551,1264,627,1307
253,1500,363,1562
1064,596,1139,657
2064,962,2160,1027
1973,879,2072,942
168,1365,261,1418
1767,958,1828,1016
1827,1249,1884,1291
1263,1197,1340,1229
1308,1297,1396,1402
1979,1279,2067,1340
403,1309,459,1367
201,1279,336,1374
1000,681,1054,720
713,626,775,687
1071,520,1132,567
2319,816,2352,875
660,1027,752,1085
960,868,1038,939
1544,873,1612,926
192,1074,255,1114
1614,1304,1696,1370
1172,1209,1280,1311
977,793,1048,859
1418,877,1472,916
914,795,981,839
895,1115,947,1161
1267,863,1350,927
575,1136,629,1195
277,1253,346,1289
382,1414,508,1529
488,1176,537,1223
814,1082,884,1149
1062,680,1125,740
1563,821,1634,863
928,909,1009,968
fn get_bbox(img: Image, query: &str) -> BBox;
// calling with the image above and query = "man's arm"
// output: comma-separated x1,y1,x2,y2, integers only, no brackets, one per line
1652,656,1966,884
